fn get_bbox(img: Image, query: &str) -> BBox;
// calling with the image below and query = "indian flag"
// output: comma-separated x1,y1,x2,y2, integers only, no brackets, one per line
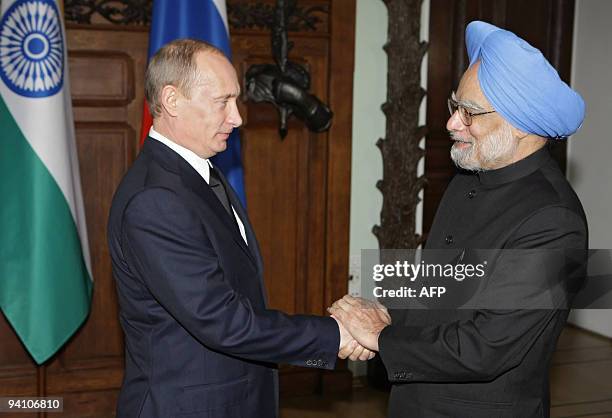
0,0,92,364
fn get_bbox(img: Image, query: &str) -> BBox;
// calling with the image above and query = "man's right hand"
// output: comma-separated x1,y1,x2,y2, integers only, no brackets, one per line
333,316,376,361
329,295,391,352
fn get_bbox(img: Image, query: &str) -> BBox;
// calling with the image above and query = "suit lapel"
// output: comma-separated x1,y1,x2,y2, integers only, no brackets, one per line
219,173,268,305
143,138,257,269
178,161,258,268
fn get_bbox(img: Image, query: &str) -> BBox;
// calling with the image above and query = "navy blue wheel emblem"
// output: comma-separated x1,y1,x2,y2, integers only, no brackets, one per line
0,0,64,98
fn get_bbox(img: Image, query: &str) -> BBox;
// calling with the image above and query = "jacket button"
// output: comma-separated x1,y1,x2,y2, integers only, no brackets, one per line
467,189,476,199
445,235,454,245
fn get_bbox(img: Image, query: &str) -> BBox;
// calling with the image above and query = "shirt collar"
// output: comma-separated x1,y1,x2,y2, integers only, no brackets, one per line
149,127,212,184
477,146,552,186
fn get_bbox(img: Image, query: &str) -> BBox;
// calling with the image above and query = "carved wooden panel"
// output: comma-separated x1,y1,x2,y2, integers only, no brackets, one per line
229,0,330,33
424,0,576,237
69,52,135,106
243,127,301,310
64,0,330,33
0,315,36,394
49,125,133,366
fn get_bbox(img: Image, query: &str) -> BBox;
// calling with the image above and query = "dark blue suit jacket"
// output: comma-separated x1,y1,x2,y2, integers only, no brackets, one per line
107,138,339,418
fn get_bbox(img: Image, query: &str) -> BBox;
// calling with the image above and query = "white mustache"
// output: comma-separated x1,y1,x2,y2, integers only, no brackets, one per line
449,132,474,144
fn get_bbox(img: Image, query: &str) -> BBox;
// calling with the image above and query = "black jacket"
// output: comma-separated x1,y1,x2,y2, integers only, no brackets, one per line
379,147,588,418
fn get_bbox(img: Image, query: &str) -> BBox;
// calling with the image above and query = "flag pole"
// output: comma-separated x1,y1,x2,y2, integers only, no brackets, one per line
37,0,62,414
36,362,47,418
36,1,62,413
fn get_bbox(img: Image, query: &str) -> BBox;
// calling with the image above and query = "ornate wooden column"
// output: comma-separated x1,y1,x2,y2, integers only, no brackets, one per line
373,0,427,251
369,0,428,388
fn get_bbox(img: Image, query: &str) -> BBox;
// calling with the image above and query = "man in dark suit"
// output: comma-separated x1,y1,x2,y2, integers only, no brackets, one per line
330,21,588,417
107,39,372,418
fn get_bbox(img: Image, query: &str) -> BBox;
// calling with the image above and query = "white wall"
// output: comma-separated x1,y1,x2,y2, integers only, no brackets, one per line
567,0,612,338
348,0,387,277
348,0,429,375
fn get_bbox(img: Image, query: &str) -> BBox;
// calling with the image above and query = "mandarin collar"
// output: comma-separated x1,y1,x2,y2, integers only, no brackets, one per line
476,146,552,186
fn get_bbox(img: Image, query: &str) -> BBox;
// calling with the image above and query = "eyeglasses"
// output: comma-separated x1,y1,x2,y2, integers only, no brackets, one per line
447,94,496,126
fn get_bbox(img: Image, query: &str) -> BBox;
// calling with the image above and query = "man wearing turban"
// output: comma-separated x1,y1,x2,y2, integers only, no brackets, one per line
330,21,588,417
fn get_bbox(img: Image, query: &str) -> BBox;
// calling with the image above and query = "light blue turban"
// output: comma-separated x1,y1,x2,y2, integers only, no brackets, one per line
466,21,585,139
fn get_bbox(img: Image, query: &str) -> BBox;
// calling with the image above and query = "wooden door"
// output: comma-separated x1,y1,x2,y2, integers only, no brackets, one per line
235,1,354,394
0,1,355,416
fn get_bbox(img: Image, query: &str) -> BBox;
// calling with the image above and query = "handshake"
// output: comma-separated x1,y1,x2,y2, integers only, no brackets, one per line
328,295,391,362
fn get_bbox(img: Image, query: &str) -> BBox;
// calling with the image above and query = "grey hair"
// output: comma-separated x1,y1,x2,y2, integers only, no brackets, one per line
144,38,224,118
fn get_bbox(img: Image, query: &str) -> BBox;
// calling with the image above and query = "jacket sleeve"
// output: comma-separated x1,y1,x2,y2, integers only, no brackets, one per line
378,206,587,383
120,187,339,369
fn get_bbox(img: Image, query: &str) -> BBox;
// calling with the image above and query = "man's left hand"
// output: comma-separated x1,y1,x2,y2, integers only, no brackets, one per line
334,316,376,361
328,295,391,352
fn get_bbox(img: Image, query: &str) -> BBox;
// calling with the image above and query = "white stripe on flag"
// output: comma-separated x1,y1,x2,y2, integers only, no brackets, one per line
0,0,92,280
212,0,229,34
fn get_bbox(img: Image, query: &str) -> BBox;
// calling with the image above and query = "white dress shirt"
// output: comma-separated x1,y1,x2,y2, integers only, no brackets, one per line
148,127,248,245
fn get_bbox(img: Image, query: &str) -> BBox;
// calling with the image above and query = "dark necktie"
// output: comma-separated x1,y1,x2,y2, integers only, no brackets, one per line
209,165,234,219
209,165,248,246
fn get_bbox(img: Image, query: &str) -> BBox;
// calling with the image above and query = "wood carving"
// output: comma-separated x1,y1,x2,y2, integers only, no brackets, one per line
65,0,152,25
245,0,333,139
228,0,327,31
64,0,327,32
374,0,427,250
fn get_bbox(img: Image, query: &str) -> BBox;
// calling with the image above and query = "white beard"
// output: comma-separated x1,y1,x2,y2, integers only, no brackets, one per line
450,122,518,171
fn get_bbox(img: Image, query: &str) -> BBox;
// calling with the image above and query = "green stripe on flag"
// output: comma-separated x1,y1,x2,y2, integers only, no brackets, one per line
0,96,92,364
